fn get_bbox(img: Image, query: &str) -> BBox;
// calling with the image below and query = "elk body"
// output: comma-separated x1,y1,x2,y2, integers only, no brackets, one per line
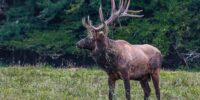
76,0,162,100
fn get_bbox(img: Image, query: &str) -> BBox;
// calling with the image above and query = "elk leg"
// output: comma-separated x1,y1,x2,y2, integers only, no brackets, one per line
140,80,151,100
151,69,160,100
124,79,131,100
108,77,116,100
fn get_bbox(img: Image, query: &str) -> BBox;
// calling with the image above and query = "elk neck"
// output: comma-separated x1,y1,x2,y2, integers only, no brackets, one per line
91,37,118,72
95,37,115,53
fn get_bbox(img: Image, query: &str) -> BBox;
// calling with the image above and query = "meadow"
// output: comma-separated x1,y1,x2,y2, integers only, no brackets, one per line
0,66,200,100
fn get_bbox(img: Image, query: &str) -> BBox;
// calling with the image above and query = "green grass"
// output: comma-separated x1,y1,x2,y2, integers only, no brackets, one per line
0,66,200,100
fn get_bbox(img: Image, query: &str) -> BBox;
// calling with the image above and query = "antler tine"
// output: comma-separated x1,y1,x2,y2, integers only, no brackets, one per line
118,0,125,14
123,0,129,10
99,4,104,23
119,0,122,7
128,10,143,14
82,17,93,36
87,16,99,30
124,0,130,13
87,16,92,26
111,0,116,13
124,0,143,14
120,0,144,18
82,16,94,29
82,17,89,28
122,13,144,17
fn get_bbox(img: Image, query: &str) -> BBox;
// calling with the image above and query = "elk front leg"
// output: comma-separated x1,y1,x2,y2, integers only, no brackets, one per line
124,79,131,100
108,77,116,100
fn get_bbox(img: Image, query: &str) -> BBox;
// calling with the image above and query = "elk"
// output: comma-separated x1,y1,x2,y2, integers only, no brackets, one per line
76,0,162,100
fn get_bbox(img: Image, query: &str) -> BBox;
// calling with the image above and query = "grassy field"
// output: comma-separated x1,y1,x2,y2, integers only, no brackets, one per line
0,66,200,100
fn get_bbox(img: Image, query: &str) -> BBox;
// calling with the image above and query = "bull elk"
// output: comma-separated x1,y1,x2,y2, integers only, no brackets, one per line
76,0,162,100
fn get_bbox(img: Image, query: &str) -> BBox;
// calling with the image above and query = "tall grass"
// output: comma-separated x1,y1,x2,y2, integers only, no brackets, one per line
0,66,199,100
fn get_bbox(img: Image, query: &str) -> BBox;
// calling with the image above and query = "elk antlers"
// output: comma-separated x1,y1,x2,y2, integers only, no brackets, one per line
82,0,143,35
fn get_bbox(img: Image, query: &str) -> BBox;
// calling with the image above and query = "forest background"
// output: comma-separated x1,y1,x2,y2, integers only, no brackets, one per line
0,0,199,69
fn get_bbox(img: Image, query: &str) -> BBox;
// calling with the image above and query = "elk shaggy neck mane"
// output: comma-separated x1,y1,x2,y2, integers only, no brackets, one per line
91,37,117,72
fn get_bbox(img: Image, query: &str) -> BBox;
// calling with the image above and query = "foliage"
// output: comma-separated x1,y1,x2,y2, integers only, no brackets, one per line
0,66,200,99
0,0,200,67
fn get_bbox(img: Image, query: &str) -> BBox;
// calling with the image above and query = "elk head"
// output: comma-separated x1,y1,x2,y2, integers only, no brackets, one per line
76,0,143,50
